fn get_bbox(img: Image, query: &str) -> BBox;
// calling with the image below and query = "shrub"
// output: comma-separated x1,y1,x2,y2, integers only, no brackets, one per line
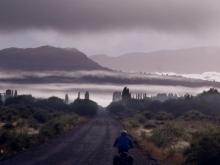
107,102,125,114
2,122,14,130
39,114,80,138
185,131,220,165
28,118,39,129
71,99,98,116
17,107,34,119
144,121,157,129
35,97,68,111
151,124,185,147
5,95,35,107
155,111,174,121
33,110,50,123
136,114,146,124
129,120,139,128
0,97,3,106
182,110,207,121
40,119,65,137
0,131,36,159
0,96,87,159
0,107,18,122
143,111,154,119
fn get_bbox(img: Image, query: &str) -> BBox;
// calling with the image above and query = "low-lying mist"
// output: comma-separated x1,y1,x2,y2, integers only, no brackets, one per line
0,70,219,87
0,70,219,106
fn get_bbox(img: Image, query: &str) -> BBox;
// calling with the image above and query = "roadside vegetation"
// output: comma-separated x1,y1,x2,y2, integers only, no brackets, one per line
108,88,220,165
0,95,98,160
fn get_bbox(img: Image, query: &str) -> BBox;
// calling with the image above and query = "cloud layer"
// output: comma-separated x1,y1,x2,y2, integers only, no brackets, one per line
0,0,219,33
0,0,220,55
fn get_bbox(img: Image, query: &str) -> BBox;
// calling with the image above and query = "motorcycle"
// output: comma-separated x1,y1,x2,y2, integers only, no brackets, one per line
113,151,133,165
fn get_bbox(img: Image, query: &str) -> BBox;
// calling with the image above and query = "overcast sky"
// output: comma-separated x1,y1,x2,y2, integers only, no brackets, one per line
0,0,220,56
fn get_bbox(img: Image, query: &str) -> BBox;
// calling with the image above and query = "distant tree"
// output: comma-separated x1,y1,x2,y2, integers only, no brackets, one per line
5,95,35,107
14,90,18,97
199,88,219,96
0,95,3,106
35,97,68,111
121,88,220,117
70,99,98,116
65,94,69,104
85,91,90,100
184,93,193,100
122,87,131,101
107,102,126,114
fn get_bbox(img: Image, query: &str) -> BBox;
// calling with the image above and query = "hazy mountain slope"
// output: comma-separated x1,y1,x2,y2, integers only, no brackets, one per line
0,46,107,71
91,47,220,73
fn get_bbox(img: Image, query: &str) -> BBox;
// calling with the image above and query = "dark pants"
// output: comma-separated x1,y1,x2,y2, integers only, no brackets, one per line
118,147,129,153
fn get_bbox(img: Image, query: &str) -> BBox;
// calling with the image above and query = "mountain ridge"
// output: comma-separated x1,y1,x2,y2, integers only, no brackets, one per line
91,47,220,73
0,46,108,71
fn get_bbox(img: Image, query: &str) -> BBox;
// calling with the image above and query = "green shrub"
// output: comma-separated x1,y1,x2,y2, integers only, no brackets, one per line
0,96,87,159
107,102,125,114
151,124,185,147
35,97,69,111
136,114,146,124
182,110,207,121
33,110,50,123
143,111,154,119
185,131,220,165
144,121,157,129
5,95,35,107
39,114,80,138
155,111,174,121
28,118,39,129
40,120,64,137
129,120,139,128
0,107,18,122
2,122,14,130
0,131,36,159
71,99,98,116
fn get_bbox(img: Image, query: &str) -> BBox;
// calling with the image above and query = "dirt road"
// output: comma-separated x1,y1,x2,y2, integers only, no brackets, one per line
1,110,159,165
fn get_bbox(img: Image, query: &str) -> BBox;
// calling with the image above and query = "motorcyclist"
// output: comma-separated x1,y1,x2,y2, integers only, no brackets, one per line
113,130,134,153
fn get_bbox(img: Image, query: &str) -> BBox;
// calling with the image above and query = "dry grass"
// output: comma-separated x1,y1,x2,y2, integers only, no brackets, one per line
134,131,186,165
121,116,220,165
122,119,186,165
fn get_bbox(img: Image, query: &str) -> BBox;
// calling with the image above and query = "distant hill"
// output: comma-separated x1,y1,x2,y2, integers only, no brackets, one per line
91,47,220,73
0,46,107,71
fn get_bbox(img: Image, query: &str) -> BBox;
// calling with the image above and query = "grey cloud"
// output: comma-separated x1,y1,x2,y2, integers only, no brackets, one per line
0,0,219,33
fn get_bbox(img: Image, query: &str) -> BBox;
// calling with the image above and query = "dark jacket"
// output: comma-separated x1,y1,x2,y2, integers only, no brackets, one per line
113,134,133,152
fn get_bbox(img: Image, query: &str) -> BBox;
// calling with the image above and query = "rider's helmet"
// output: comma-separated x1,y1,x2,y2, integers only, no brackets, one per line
121,129,128,136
